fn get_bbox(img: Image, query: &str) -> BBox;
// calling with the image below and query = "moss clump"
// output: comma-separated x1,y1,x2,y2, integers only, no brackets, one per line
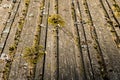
22,9,27,16
25,0,30,6
3,61,12,80
40,3,44,10
112,4,120,17
93,43,97,49
9,45,16,52
74,37,80,46
48,14,65,27
23,45,44,67
107,20,113,25
54,5,58,11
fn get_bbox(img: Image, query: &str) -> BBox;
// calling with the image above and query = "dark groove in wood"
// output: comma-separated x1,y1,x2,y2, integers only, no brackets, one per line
0,0,21,56
105,0,120,28
99,0,120,48
41,0,50,80
71,0,87,80
83,0,109,80
76,0,95,80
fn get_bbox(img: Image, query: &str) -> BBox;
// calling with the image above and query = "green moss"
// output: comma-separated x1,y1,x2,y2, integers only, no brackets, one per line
110,29,115,32
18,22,23,30
9,45,16,52
23,45,44,67
3,59,12,80
93,43,97,49
54,5,58,11
85,9,88,13
107,20,113,25
40,3,44,10
74,37,80,46
48,14,65,27
112,4,120,17
113,4,120,11
25,0,30,6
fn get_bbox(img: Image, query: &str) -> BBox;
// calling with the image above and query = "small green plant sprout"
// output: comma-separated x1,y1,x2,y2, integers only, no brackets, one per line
112,4,120,17
48,14,65,27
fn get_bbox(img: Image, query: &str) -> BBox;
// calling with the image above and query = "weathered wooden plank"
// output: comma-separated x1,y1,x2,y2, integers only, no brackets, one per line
0,0,22,79
76,0,103,80
0,0,15,52
101,0,120,41
42,0,58,80
0,0,13,34
34,0,51,80
86,0,120,80
8,0,41,79
58,0,84,80
73,0,97,80
0,0,120,80
107,0,120,23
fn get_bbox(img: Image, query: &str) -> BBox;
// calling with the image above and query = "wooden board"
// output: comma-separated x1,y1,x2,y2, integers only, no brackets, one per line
0,0,120,80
